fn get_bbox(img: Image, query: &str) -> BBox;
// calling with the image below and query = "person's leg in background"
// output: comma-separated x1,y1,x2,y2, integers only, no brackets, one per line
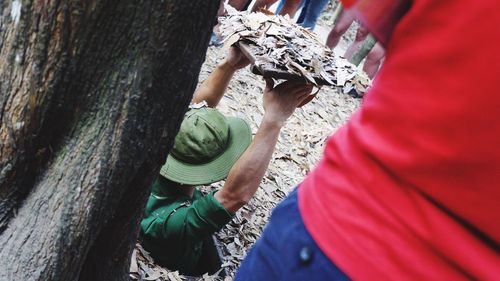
300,0,330,30
276,0,307,17
279,0,302,16
362,42,384,79
296,0,310,23
325,10,355,49
276,0,329,30
343,24,369,59
343,25,385,79
251,0,279,12
228,0,253,10
254,0,302,16
234,189,351,281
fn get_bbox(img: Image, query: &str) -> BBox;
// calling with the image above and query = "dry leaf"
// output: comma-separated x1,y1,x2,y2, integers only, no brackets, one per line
220,10,371,94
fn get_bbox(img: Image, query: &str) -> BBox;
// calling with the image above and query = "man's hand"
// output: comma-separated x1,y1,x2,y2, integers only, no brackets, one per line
224,46,251,71
262,79,314,126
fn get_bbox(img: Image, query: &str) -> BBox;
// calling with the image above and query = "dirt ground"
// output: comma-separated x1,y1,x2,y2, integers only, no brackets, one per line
131,1,364,280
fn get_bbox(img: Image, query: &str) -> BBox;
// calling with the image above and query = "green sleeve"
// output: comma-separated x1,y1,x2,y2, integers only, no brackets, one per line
140,190,234,273
163,190,234,240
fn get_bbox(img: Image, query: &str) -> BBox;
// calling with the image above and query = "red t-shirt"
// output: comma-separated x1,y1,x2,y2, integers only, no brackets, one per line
299,0,500,280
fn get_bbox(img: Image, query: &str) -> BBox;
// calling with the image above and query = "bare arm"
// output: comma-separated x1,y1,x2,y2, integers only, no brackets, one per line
192,47,250,107
215,80,313,213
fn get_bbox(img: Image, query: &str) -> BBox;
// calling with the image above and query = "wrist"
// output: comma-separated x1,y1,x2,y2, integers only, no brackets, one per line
219,59,238,73
262,114,285,129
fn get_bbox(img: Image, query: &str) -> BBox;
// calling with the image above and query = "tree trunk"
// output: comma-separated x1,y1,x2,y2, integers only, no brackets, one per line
0,0,220,280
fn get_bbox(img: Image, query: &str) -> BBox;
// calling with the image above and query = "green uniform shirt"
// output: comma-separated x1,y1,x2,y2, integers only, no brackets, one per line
140,176,233,274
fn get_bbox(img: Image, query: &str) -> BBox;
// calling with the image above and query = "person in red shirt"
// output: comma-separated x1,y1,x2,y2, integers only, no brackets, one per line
235,0,500,280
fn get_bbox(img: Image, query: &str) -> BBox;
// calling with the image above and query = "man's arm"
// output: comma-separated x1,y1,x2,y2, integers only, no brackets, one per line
192,47,250,108
215,80,313,213
162,192,234,239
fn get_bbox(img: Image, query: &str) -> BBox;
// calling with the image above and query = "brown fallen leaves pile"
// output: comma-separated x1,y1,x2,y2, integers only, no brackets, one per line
131,8,370,281
220,7,370,95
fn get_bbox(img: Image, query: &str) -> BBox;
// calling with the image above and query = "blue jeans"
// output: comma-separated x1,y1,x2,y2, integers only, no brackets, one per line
276,0,330,29
234,188,350,281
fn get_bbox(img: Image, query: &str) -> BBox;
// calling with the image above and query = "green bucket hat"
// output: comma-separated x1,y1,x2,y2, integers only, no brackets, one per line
160,107,252,185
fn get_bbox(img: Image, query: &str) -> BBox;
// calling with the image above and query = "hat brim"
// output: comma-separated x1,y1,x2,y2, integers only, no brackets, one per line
160,117,252,185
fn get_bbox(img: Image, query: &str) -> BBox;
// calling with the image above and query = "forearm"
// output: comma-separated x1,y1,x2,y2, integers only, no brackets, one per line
191,61,236,107
213,78,312,212
216,117,282,212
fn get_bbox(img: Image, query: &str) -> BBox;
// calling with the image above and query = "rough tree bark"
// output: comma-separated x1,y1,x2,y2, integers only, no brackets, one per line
0,0,220,280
